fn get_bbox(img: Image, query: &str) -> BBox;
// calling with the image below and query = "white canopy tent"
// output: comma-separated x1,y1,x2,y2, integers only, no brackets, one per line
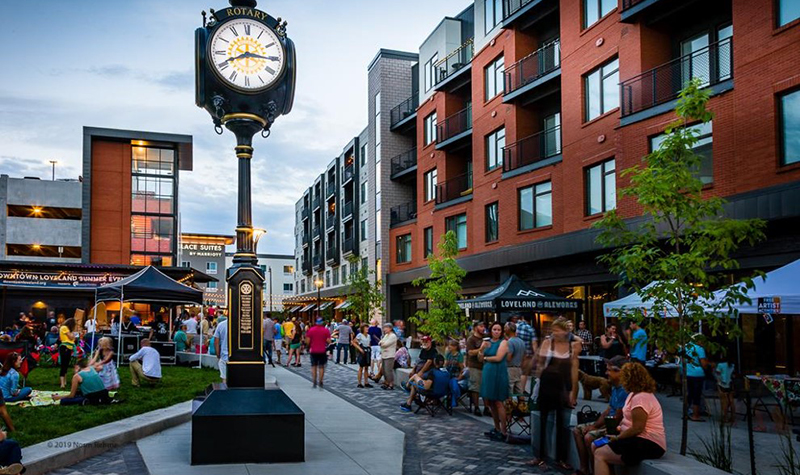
603,282,680,320
711,257,800,314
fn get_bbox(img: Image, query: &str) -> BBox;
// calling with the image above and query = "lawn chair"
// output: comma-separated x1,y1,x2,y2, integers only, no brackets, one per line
0,341,32,384
505,396,532,436
414,389,452,417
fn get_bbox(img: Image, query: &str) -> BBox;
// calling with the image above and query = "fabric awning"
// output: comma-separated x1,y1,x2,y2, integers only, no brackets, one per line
334,301,351,310
318,301,334,310
96,266,203,304
286,306,302,313
457,275,581,313
299,304,316,312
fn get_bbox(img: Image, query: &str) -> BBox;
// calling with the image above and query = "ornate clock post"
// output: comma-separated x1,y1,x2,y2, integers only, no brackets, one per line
191,0,303,465
195,0,295,388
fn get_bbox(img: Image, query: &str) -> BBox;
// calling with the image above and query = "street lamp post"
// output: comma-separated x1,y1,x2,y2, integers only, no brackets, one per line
49,160,57,181
314,279,323,320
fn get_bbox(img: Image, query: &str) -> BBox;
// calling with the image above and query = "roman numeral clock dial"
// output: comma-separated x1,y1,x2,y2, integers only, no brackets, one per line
209,18,285,92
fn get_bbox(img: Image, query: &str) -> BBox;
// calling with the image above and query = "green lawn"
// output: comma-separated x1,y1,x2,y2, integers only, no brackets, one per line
9,364,218,447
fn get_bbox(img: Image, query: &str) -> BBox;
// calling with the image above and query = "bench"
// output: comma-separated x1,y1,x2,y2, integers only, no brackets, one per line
622,453,731,475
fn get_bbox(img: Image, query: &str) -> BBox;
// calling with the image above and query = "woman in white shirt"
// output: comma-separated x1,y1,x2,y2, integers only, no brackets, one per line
354,324,373,388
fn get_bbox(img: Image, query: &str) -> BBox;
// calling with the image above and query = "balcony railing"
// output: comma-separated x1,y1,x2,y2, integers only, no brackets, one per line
342,201,354,219
390,93,419,128
505,40,560,95
390,201,417,226
390,147,417,177
326,181,336,197
325,244,337,259
312,195,320,209
301,259,310,273
502,0,535,19
302,230,309,245
621,38,732,118
436,172,472,205
312,255,321,269
325,213,336,229
312,225,320,237
343,163,355,183
621,0,645,10
503,126,562,173
343,237,356,255
434,39,474,87
437,104,472,143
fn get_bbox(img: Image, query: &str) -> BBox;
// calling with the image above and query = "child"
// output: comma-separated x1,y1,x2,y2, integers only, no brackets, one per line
90,337,120,390
713,354,735,423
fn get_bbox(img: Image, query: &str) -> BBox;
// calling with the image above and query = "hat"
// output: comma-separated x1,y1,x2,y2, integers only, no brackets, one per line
421,336,432,343
315,318,324,325
342,319,348,324
605,355,628,370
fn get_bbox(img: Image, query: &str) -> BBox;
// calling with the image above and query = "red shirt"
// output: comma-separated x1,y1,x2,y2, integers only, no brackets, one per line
305,325,331,354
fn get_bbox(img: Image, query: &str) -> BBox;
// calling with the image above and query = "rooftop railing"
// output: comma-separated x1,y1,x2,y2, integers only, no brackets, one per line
434,39,474,87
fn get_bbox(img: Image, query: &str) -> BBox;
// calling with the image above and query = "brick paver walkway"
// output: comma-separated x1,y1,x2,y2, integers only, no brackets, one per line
285,355,553,475
45,443,147,475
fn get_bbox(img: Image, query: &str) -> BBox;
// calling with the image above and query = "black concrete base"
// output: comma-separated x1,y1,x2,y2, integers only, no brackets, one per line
191,386,304,464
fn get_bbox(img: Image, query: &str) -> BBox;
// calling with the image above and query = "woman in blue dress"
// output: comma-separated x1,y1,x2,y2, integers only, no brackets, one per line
479,321,510,441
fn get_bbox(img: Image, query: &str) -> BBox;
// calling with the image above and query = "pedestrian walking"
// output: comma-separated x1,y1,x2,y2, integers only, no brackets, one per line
368,319,382,376
273,319,283,366
516,314,539,395
628,321,648,365
305,318,331,388
355,324,373,388
466,321,490,416
263,314,275,367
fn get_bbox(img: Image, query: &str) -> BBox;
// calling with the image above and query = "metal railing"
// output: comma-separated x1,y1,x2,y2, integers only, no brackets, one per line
325,244,337,259
312,195,320,209
342,237,356,254
436,172,472,205
437,104,472,143
505,40,560,95
621,38,732,117
434,39,474,87
503,125,561,173
342,201,354,219
326,181,336,197
390,147,417,177
621,0,645,10
302,230,309,245
390,201,417,226
325,213,336,229
390,93,419,128
343,163,355,183
312,255,321,269
312,225,320,237
502,0,536,19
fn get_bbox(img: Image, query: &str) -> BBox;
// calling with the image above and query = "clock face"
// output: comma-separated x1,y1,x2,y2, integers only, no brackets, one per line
209,18,285,92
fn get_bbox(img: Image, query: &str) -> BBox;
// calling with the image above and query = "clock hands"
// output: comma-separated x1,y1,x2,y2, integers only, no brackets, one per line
225,51,280,63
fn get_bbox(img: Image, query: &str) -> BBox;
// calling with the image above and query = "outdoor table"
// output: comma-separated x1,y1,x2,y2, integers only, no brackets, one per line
745,374,800,424
578,355,603,376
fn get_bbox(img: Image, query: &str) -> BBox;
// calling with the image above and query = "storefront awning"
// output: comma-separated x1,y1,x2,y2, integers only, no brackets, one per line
318,301,334,310
457,275,581,313
299,304,316,312
334,301,352,310
287,306,302,313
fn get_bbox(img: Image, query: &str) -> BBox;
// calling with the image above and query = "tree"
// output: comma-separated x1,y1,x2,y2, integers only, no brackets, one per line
410,230,468,344
594,79,766,455
345,254,384,324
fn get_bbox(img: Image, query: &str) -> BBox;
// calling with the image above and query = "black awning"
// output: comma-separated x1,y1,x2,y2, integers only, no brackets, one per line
457,275,581,312
96,266,203,305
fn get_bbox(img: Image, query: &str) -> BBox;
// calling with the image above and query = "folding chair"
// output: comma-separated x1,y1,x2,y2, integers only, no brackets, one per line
414,389,452,417
505,396,532,436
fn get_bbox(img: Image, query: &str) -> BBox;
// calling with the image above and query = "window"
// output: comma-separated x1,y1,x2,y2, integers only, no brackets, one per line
778,0,800,26
424,169,438,202
333,268,339,286
485,55,505,101
586,159,616,215
260,264,267,274
283,283,293,292
445,213,467,250
342,264,348,283
424,227,434,258
486,127,506,171
375,209,381,243
485,202,499,242
361,219,368,241
780,90,800,166
130,145,177,265
283,265,293,274
374,91,381,161
651,121,713,184
325,270,331,287
206,262,218,274
583,0,615,29
181,261,190,268
484,0,502,33
396,234,412,263
584,58,619,122
518,182,552,230
207,281,217,290
424,53,438,92
361,257,368,273
424,112,438,146
361,181,367,204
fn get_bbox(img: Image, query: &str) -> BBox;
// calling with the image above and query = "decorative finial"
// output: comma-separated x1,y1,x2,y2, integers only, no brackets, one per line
229,0,257,7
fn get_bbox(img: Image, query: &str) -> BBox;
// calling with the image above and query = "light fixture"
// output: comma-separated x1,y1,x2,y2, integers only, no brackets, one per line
314,279,324,289
252,228,267,243
31,244,41,250
32,206,43,215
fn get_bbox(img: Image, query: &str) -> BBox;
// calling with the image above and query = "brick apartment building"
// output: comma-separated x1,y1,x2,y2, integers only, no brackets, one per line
381,0,800,372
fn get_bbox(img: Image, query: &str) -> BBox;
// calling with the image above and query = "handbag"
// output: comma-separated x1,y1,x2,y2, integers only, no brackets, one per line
577,405,602,425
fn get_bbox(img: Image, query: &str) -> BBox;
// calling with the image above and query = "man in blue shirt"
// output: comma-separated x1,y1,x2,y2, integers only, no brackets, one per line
685,339,707,421
572,355,629,475
628,321,648,364
400,355,449,412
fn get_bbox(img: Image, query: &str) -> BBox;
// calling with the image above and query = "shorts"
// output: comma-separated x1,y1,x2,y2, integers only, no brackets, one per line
357,347,371,368
508,367,523,395
218,358,227,380
608,436,665,465
274,340,283,352
575,422,607,441
371,345,381,361
522,355,535,377
718,385,732,394
469,368,482,392
290,343,301,350
310,353,328,367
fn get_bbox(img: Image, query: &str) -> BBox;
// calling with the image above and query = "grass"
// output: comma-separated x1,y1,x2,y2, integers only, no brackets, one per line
8,364,218,447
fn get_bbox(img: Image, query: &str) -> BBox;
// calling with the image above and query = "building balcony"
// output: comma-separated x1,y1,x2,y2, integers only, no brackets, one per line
326,181,336,199
325,213,337,231
435,172,472,207
312,195,320,210
502,125,562,179
620,0,690,23
390,200,417,227
436,104,472,151
503,40,561,105
620,38,733,125
312,225,321,240
502,0,557,28
390,147,417,180
302,230,310,246
433,39,474,93
312,254,322,270
389,93,419,132
342,237,357,256
301,258,311,274
342,163,355,184
325,244,338,263
342,201,354,221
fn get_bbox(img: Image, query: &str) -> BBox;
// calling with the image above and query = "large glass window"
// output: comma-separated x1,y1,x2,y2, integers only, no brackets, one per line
486,127,506,171
485,55,505,101
424,168,438,202
485,202,499,242
361,181,367,204
518,182,552,230
374,91,381,158
206,262,218,274
445,213,467,250
584,58,619,121
780,89,800,166
583,0,616,29
484,0,502,33
396,234,412,263
424,112,437,146
778,0,800,27
132,147,174,176
424,53,438,92
131,145,177,266
586,159,616,215
360,219,368,241
424,227,433,258
650,121,713,184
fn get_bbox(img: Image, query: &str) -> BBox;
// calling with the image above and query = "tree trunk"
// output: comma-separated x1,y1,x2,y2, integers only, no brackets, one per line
680,315,689,456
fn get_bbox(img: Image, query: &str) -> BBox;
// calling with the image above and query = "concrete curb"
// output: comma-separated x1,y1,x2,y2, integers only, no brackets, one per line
22,400,192,475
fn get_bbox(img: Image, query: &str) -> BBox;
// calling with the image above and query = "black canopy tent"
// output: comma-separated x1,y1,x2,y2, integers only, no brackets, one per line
457,275,582,323
94,266,204,367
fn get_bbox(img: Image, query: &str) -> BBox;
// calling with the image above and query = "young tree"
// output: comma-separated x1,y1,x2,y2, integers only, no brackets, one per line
410,230,468,344
595,79,766,455
345,255,384,324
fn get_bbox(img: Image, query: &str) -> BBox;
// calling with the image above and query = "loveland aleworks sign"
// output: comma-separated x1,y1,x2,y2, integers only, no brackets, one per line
0,271,124,289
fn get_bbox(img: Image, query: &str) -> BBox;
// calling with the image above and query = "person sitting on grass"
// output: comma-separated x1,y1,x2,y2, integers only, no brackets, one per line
400,355,450,412
173,324,189,352
128,339,162,387
0,429,24,475
53,358,112,405
0,354,31,403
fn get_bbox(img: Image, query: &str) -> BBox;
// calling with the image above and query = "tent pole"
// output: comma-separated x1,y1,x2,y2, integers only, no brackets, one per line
196,306,203,370
117,286,124,368
90,289,98,355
